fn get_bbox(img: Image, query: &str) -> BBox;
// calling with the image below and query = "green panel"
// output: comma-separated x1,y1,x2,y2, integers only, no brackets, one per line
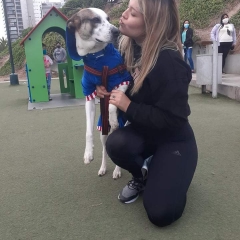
72,60,84,99
24,10,68,103
67,56,74,80
58,63,70,94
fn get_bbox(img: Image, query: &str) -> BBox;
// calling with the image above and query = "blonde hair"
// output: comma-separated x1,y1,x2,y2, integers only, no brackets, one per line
119,0,182,94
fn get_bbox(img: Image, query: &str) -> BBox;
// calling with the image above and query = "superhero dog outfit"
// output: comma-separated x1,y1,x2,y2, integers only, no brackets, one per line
66,28,132,132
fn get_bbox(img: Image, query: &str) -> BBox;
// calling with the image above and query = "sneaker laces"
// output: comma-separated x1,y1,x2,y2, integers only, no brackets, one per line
127,178,144,191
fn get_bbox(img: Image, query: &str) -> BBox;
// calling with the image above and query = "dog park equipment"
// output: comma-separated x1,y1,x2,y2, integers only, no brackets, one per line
20,7,84,103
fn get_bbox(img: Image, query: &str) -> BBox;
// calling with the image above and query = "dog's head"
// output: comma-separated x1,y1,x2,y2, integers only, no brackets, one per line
66,8,119,58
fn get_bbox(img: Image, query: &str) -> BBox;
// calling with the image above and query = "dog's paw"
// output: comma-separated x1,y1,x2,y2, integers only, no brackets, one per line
98,167,107,176
84,151,94,164
113,167,121,179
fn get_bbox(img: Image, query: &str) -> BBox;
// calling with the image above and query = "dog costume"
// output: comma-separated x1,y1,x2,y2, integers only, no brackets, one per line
66,28,132,131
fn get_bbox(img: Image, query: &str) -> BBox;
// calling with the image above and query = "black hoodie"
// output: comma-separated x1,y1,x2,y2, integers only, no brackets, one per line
125,49,192,137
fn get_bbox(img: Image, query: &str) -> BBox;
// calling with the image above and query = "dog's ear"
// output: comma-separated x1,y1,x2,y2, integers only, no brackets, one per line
67,12,82,32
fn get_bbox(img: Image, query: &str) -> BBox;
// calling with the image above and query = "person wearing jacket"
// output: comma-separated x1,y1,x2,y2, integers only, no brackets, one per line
181,20,194,73
211,14,236,73
53,42,67,64
96,0,198,227
42,43,53,101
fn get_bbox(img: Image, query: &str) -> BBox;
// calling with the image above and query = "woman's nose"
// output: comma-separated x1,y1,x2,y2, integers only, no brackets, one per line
121,9,128,19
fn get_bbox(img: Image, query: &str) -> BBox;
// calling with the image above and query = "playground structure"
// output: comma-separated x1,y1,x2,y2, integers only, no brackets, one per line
20,7,84,103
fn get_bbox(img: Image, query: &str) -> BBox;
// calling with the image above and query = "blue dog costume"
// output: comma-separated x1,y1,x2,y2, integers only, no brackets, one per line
66,28,132,131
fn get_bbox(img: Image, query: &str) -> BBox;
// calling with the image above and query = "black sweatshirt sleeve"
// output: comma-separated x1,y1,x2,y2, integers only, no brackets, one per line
184,28,193,47
125,50,192,131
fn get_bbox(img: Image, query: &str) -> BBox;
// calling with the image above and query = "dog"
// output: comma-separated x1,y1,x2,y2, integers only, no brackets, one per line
66,8,132,179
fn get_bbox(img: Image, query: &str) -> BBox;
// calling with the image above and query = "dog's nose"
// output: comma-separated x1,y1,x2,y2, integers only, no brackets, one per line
111,27,120,38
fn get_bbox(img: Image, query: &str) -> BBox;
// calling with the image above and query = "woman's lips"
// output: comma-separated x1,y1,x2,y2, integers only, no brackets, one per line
119,19,124,25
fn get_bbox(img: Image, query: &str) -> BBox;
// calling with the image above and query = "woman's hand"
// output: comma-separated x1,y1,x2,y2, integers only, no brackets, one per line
109,90,131,112
96,85,110,98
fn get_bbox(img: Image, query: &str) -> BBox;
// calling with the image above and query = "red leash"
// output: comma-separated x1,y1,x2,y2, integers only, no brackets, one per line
84,64,127,135
100,66,110,135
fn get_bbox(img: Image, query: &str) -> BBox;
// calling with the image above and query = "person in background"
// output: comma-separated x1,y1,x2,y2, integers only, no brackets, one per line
181,20,195,73
42,43,53,101
96,0,198,227
211,13,236,74
53,42,67,64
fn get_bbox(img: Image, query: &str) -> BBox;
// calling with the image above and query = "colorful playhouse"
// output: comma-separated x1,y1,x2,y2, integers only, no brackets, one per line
20,7,84,103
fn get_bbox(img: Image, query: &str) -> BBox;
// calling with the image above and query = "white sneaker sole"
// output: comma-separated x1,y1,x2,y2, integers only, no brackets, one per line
118,194,139,204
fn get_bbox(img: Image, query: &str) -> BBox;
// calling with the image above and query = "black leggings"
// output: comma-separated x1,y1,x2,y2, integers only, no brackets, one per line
106,123,198,227
218,42,233,70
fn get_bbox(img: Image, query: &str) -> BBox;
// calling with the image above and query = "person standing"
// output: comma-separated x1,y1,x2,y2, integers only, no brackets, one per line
43,44,53,101
181,20,195,73
53,42,67,64
211,14,236,73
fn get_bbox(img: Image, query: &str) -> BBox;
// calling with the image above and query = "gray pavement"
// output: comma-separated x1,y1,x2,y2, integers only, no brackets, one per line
0,80,240,240
191,73,240,102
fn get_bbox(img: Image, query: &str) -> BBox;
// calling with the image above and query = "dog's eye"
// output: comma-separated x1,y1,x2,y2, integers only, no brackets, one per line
92,17,101,24
107,17,110,22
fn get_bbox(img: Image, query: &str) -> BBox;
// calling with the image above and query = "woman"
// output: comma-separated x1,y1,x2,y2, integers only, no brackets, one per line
211,14,236,73
181,20,195,73
97,0,198,227
42,43,53,101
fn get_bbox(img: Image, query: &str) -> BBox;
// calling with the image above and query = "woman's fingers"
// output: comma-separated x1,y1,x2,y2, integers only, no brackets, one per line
96,85,111,98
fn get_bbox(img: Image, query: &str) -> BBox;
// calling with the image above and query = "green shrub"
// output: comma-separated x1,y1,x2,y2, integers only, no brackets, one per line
0,39,26,76
179,0,236,28
42,32,65,60
230,10,240,29
109,0,129,19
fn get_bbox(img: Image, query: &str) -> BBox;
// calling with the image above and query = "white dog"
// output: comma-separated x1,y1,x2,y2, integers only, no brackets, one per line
66,8,132,179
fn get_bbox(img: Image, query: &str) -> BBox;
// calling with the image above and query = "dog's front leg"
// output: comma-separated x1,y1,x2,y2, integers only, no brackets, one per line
113,166,122,179
109,84,129,132
99,134,122,179
108,103,118,132
84,99,95,164
98,134,108,176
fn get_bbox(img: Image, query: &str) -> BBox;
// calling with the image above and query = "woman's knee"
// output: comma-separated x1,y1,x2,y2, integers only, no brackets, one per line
106,127,144,159
106,128,133,158
106,130,124,157
143,198,185,227
145,206,184,227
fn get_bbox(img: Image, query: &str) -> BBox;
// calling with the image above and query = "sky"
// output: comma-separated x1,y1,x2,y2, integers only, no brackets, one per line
0,0,62,39
0,1,5,39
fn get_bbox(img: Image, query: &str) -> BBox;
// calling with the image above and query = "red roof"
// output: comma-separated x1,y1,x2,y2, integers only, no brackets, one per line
20,6,68,45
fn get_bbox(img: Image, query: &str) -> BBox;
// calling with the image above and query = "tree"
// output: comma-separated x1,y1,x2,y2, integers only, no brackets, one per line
60,0,107,17
0,37,8,52
20,27,33,38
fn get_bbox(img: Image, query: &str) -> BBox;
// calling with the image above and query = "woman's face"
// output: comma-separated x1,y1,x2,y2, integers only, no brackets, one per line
119,0,145,44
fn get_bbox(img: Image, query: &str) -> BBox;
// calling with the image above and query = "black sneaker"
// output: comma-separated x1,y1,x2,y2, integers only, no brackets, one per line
118,177,145,204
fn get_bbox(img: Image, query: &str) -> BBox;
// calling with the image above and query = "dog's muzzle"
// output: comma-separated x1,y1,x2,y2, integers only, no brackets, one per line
111,27,120,39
